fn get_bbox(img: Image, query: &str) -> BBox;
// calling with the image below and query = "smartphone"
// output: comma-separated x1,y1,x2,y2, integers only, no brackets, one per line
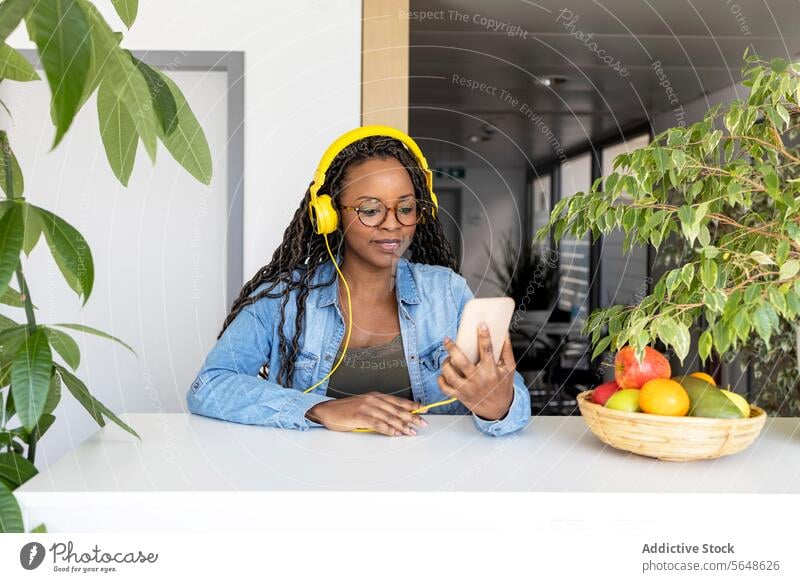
455,297,515,364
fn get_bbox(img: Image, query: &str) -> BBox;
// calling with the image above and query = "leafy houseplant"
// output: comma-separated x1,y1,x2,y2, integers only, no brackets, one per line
537,50,800,374
0,0,212,532
652,141,800,415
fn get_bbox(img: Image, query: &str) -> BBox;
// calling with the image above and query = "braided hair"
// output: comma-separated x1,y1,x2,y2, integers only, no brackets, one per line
217,135,458,387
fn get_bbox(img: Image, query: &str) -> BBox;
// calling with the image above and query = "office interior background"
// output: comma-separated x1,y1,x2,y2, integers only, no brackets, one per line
2,0,799,468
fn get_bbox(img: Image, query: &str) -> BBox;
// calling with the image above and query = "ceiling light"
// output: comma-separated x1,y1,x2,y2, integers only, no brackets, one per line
538,75,568,88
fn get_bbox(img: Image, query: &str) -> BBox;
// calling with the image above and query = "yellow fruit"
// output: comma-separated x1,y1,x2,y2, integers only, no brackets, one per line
605,389,641,412
690,372,716,386
639,378,690,416
720,389,750,418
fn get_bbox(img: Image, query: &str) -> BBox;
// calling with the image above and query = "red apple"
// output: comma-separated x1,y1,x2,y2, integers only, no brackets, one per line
614,346,671,389
591,381,621,405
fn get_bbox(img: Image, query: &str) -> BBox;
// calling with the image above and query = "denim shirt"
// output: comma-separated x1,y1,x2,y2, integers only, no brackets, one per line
186,257,531,436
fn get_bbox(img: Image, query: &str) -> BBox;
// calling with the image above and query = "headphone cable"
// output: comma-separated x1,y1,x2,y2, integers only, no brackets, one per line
303,234,457,432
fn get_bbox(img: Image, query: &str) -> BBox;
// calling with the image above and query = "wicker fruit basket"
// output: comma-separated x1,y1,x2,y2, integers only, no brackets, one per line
576,390,767,462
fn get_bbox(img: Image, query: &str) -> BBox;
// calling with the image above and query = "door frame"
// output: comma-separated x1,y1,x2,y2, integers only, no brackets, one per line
18,49,246,310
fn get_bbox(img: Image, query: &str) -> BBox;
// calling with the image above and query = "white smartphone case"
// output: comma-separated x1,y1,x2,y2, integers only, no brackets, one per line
454,297,515,364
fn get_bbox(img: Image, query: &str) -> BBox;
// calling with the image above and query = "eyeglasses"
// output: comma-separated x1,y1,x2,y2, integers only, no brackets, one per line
339,198,426,227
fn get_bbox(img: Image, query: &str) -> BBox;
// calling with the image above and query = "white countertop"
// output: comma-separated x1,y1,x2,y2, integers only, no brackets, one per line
16,412,800,494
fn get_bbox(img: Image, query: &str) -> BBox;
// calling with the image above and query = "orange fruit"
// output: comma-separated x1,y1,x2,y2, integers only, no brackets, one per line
639,378,690,416
689,372,716,386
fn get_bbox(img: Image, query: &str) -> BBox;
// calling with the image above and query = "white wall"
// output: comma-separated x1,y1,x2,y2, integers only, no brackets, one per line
9,0,363,283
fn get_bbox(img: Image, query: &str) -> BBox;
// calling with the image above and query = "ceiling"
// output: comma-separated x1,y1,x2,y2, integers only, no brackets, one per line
408,0,800,169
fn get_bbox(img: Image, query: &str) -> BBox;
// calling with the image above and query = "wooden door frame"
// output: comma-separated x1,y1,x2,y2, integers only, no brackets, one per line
362,0,409,131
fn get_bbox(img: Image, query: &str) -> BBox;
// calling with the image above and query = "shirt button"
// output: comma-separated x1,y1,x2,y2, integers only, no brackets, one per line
325,355,332,362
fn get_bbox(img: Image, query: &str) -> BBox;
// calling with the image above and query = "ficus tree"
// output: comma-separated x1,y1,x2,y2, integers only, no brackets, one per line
537,50,800,372
0,0,212,533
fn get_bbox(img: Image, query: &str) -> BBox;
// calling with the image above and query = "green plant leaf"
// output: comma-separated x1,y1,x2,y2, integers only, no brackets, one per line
152,70,213,184
54,363,102,426
29,522,48,533
657,317,691,362
0,451,38,488
0,284,33,309
0,43,39,81
753,303,777,345
28,0,92,149
79,0,158,162
31,412,55,438
21,202,41,256
130,54,178,137
701,260,718,289
96,79,137,186
43,326,80,370
0,325,28,368
0,0,33,43
55,363,140,440
750,250,775,266
688,180,703,200
764,167,779,198
0,202,24,294
51,323,136,356
770,58,788,73
768,286,787,315
591,335,612,360
10,328,53,431
34,205,93,305
779,260,800,281
777,240,790,266
43,370,61,415
0,481,23,533
0,130,24,197
698,330,713,361
110,0,137,28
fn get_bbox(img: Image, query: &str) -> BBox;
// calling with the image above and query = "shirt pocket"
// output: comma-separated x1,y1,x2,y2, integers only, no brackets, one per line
291,348,319,389
419,341,447,377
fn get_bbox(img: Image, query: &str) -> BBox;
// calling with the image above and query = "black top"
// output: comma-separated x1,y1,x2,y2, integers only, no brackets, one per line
325,334,414,401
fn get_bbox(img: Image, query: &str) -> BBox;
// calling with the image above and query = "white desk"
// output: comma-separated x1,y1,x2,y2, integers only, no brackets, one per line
15,413,800,530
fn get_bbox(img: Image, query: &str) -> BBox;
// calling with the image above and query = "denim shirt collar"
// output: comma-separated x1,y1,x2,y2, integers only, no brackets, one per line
314,256,421,307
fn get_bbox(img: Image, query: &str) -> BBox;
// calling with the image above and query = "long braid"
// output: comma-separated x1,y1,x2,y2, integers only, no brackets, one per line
218,136,457,387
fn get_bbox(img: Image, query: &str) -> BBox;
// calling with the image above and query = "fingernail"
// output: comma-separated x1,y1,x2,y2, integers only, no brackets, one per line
443,336,451,344
480,322,489,332
409,428,417,435
421,418,428,426
395,430,402,436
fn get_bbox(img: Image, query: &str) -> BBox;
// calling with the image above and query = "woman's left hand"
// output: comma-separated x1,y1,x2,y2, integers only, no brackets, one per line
438,322,516,421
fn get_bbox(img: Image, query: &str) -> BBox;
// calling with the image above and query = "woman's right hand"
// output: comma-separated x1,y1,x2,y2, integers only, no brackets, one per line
305,393,428,436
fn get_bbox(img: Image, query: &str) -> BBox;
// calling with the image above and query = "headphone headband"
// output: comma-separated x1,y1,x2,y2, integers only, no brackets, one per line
310,125,434,201
308,125,438,235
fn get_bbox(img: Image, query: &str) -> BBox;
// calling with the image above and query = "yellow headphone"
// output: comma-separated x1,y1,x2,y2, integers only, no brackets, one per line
307,125,439,235
301,126,456,432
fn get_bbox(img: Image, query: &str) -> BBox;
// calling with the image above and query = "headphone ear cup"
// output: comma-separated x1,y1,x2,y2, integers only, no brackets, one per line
429,191,438,219
310,194,338,235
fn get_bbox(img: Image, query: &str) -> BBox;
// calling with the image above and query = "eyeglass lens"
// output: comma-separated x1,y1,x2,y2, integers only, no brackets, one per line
358,199,421,226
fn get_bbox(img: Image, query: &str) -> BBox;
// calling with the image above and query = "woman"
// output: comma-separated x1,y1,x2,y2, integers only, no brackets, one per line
186,127,531,437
